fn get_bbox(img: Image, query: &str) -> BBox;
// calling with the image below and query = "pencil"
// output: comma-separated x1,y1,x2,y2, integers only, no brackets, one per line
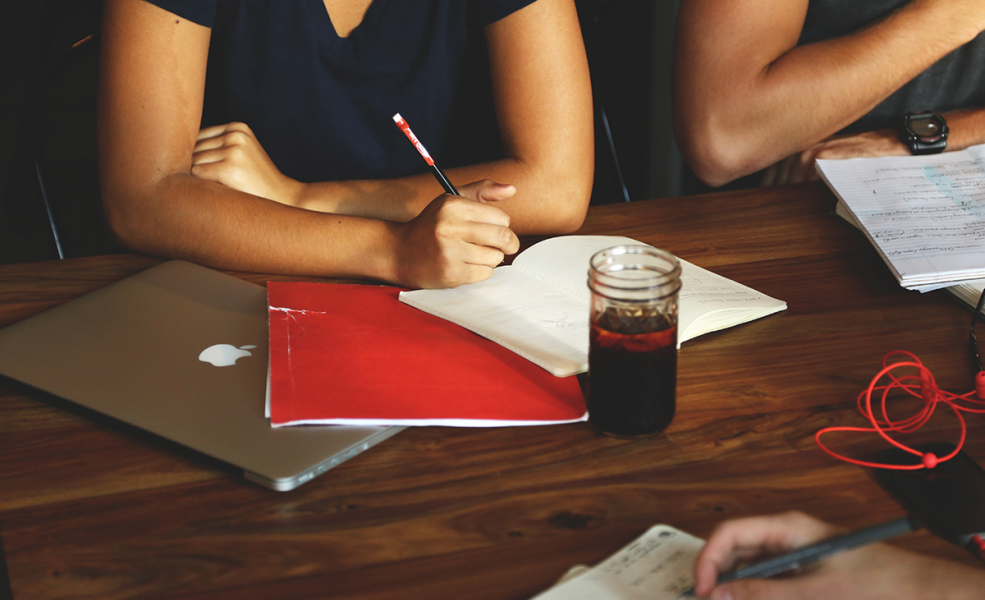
681,516,917,597
392,113,459,196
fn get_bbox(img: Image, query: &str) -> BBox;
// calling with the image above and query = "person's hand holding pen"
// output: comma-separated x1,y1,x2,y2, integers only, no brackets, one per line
692,511,985,600
386,113,519,289
389,179,519,289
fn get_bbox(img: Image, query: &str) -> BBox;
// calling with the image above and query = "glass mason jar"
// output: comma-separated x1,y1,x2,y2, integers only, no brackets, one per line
587,246,682,437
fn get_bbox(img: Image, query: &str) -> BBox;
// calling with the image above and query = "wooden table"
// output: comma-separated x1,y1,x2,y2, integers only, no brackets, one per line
1,182,982,599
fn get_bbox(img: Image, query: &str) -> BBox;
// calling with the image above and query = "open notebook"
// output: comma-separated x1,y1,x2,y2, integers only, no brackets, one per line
400,236,787,377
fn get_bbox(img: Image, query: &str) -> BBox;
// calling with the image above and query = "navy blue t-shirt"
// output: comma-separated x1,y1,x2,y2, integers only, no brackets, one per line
143,0,537,183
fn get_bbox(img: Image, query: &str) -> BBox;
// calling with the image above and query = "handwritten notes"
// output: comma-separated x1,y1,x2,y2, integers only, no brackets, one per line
531,525,704,600
400,236,786,376
818,145,985,290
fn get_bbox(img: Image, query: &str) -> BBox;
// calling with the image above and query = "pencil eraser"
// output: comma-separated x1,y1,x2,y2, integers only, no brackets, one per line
392,113,402,122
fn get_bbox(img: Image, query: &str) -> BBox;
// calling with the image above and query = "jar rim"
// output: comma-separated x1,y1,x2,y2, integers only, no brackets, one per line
588,245,682,300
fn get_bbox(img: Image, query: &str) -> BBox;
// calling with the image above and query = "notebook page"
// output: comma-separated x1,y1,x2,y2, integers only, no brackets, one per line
400,266,590,376
817,145,985,287
531,525,703,600
513,235,641,301
678,262,786,343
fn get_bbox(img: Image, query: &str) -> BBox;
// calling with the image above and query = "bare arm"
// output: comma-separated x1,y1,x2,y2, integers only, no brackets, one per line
188,0,594,234
98,0,518,288
673,0,985,187
758,105,985,186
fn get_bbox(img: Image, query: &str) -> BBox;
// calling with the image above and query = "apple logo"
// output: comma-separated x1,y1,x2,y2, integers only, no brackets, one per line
198,344,257,367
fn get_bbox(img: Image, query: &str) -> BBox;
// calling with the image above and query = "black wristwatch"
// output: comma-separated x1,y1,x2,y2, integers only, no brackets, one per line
898,111,948,155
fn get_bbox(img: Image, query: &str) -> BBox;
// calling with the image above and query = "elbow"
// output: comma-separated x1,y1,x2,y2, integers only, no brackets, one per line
545,210,586,235
97,146,167,255
674,96,767,188
540,168,592,234
678,126,762,189
101,190,145,254
553,153,594,233
548,189,589,234
99,173,163,256
508,156,591,235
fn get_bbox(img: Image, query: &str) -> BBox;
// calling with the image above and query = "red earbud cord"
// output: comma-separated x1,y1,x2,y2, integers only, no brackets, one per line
815,351,985,470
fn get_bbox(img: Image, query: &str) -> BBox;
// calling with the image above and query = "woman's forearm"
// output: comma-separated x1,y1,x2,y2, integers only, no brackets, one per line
292,156,591,235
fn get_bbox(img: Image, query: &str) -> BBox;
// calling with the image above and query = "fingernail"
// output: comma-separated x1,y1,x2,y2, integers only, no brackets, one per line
711,587,733,600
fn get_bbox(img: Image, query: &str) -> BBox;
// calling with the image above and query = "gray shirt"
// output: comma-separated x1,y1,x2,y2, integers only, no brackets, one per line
799,0,985,133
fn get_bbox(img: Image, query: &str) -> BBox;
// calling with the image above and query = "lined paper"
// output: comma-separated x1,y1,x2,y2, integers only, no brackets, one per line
818,145,985,289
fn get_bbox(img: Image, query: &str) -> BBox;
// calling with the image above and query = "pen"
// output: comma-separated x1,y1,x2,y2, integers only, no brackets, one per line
681,516,917,597
392,113,459,196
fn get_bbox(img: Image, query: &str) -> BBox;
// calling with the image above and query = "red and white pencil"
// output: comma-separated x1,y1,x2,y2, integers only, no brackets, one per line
392,113,460,196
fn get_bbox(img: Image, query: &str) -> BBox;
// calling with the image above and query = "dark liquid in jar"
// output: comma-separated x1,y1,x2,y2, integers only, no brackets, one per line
587,311,677,437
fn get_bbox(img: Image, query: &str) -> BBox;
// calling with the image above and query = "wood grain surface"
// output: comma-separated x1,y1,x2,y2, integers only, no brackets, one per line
1,182,982,599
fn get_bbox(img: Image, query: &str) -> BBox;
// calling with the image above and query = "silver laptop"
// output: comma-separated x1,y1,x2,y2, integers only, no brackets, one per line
0,260,403,491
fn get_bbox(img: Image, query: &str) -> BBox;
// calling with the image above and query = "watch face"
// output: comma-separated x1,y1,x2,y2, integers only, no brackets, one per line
909,115,943,138
900,112,948,153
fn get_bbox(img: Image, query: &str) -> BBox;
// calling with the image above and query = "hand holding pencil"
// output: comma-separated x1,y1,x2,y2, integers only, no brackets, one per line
691,511,985,600
390,113,519,289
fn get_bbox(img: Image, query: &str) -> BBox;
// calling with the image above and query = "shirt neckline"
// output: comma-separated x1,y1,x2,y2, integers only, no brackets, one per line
318,0,393,45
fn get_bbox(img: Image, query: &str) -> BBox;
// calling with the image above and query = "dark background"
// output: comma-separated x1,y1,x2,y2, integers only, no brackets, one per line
1,1,106,264
0,0,687,266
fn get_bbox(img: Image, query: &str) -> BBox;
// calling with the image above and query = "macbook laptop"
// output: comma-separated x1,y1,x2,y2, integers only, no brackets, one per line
0,260,404,491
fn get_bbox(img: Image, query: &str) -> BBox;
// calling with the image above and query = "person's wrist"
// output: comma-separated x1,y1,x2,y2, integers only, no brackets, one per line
374,220,407,287
281,178,309,209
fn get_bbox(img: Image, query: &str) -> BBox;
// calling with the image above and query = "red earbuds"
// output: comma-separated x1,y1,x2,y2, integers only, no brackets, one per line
816,351,985,470
975,371,985,400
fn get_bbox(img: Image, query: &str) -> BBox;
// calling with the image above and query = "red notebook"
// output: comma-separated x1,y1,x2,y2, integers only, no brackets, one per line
267,282,587,427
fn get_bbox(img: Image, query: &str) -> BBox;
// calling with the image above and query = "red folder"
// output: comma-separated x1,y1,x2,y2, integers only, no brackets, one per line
267,282,586,427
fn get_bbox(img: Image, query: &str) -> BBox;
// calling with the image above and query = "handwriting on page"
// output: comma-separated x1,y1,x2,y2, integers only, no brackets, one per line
820,146,985,282
680,273,768,306
860,160,985,256
521,307,588,331
531,525,704,600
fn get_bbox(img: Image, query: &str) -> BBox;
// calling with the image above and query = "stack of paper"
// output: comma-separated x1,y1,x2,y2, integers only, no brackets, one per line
944,278,985,312
818,145,985,291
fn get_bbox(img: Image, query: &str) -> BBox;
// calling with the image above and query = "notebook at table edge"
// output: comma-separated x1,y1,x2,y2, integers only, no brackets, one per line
0,260,404,492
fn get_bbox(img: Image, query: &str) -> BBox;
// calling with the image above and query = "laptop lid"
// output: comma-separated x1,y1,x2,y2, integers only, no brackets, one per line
0,260,403,491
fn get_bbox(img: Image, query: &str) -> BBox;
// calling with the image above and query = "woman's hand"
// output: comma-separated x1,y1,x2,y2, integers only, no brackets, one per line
694,511,984,600
391,180,520,289
191,122,305,205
